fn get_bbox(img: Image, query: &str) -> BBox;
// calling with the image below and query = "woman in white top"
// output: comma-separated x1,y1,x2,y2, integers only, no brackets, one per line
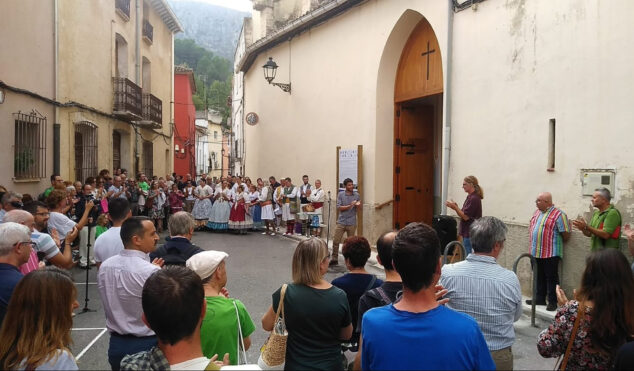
192,179,213,229
208,180,232,231
259,181,276,235
184,180,196,213
229,185,250,234
46,189,93,243
248,183,262,230
0,267,79,370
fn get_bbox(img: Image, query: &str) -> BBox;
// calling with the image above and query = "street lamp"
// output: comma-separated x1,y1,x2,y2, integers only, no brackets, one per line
262,57,291,93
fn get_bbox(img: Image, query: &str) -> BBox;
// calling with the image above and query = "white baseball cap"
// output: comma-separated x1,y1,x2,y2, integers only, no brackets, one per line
186,250,229,280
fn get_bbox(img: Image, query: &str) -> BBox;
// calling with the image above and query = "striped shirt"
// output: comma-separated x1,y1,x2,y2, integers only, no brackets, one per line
440,254,522,351
529,207,571,258
20,232,61,274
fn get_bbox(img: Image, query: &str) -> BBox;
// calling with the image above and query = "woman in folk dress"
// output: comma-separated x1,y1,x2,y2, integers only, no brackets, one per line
208,180,233,231
229,185,251,234
248,183,262,230
192,179,213,230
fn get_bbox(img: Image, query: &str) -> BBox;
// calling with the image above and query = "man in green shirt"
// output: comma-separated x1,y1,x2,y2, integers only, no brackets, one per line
573,188,622,250
186,251,255,365
43,174,64,198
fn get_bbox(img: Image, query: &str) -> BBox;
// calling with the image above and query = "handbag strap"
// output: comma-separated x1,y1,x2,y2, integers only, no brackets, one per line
233,300,248,365
275,284,288,324
559,301,585,370
364,275,377,293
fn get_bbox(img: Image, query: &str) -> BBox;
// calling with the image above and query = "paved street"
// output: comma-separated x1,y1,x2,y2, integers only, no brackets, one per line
69,231,557,370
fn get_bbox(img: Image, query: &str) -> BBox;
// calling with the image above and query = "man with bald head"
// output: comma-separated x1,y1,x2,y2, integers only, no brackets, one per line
528,192,571,311
4,209,76,270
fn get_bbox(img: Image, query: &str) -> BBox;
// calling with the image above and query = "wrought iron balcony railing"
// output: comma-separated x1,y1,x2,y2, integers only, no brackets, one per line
113,77,142,119
142,93,162,127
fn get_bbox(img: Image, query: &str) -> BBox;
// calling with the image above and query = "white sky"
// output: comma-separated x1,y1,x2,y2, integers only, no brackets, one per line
172,0,252,13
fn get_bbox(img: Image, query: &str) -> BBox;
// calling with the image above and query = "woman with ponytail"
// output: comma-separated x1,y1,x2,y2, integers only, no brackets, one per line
445,175,483,255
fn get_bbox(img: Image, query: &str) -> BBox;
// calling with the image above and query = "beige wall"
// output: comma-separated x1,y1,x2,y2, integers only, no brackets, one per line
56,0,174,180
0,0,56,194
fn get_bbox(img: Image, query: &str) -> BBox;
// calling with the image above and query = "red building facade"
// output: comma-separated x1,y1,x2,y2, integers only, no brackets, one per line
174,66,196,177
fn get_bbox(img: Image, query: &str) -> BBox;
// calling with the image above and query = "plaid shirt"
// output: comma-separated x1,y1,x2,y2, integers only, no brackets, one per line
120,347,170,371
120,347,220,371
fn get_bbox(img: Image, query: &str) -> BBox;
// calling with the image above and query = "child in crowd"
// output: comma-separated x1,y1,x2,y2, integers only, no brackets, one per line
95,213,109,239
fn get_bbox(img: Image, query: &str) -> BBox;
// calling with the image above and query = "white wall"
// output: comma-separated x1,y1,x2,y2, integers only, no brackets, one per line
448,0,634,225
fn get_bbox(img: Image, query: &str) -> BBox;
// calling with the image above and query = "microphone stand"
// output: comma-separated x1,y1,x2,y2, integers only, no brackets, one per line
76,222,96,315
326,191,332,247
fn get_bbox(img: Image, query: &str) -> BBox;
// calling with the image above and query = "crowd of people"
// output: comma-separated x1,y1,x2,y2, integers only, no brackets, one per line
0,169,632,370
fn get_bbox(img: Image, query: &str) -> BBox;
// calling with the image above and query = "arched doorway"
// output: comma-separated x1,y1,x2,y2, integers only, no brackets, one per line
393,18,443,229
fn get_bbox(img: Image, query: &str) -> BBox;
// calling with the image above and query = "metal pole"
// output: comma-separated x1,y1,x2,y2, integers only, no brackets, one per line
442,241,465,265
513,253,538,327
326,191,332,247
77,224,96,315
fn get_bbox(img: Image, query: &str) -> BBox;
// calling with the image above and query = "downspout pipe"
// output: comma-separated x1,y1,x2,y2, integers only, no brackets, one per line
53,0,60,175
441,0,454,214
134,0,142,175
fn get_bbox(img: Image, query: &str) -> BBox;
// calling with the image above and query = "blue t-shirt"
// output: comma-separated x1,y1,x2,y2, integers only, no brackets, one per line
361,304,495,370
0,263,23,325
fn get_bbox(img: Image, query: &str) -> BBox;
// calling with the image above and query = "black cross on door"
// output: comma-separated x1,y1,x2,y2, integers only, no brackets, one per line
420,41,436,80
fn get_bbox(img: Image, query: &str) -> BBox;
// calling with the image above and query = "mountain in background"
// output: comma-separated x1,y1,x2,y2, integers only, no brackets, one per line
168,0,250,61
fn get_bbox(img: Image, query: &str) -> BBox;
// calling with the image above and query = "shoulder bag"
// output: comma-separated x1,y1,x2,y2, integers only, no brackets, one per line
232,300,252,366
258,284,288,370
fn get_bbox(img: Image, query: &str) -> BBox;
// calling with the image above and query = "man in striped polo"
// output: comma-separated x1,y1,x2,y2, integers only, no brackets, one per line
528,192,571,311
440,216,522,371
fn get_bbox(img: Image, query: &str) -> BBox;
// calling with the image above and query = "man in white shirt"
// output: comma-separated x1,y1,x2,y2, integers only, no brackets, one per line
107,176,130,200
120,266,229,370
282,177,299,235
94,198,132,267
98,217,164,370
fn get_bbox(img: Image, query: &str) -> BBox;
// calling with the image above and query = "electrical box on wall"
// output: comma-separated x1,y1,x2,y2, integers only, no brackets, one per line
581,170,615,196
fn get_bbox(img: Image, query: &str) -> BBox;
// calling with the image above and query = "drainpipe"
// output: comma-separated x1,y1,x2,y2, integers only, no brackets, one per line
170,35,175,173
53,0,60,175
441,0,454,214
134,0,141,174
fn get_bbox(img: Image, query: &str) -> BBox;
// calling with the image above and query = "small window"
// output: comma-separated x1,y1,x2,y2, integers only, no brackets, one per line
14,111,47,179
547,118,555,170
214,131,218,140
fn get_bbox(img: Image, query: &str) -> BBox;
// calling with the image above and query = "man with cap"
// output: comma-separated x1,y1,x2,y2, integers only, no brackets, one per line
186,251,256,365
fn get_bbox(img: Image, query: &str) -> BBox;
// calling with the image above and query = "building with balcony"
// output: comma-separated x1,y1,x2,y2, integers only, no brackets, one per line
0,0,182,191
174,65,196,177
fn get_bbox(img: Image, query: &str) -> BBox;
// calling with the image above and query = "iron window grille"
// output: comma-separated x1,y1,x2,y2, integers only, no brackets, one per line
143,141,154,178
74,121,98,182
13,111,47,180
